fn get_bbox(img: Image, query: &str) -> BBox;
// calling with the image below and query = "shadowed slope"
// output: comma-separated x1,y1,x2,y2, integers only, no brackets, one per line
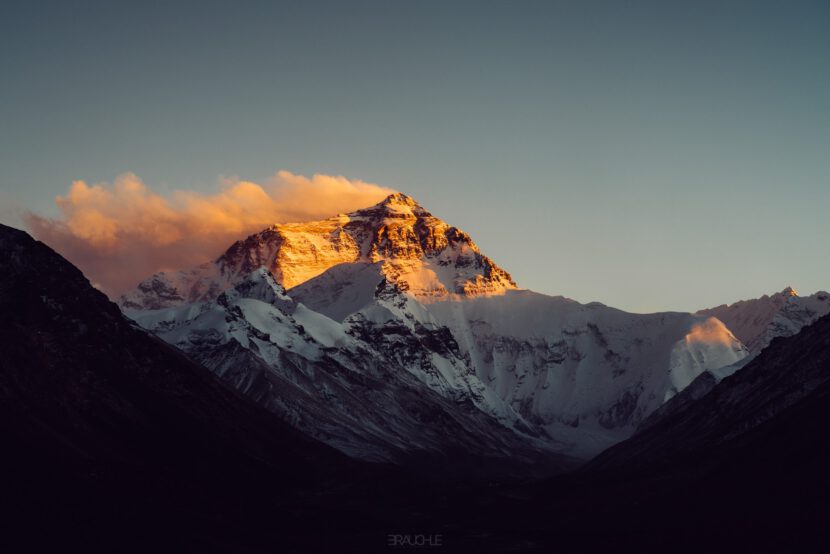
0,223,393,552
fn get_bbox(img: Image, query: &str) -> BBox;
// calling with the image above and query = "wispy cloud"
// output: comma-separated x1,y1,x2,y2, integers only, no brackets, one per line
26,171,395,296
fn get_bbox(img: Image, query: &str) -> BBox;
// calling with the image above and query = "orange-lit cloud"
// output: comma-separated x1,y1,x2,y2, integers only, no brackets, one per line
26,171,395,296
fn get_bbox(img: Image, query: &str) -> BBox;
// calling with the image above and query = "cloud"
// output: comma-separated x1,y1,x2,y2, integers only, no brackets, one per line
26,171,395,296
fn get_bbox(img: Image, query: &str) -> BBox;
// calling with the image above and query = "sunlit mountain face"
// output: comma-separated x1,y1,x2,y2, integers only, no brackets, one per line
120,192,517,310
24,171,396,298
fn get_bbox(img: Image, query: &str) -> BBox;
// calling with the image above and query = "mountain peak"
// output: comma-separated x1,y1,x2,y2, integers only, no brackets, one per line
354,192,430,220
697,284,830,355
380,192,418,207
780,286,799,297
122,194,517,307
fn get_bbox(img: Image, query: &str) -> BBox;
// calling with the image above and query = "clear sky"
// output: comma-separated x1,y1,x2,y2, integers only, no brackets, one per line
1,0,828,312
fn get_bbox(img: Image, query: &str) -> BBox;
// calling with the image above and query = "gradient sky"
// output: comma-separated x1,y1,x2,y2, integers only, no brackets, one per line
1,0,828,312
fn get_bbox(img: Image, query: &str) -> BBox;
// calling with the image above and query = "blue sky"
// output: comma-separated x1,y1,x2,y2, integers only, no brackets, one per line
1,0,828,312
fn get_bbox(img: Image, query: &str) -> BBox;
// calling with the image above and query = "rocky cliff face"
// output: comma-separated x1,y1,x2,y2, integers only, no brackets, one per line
424,292,747,457
129,268,566,473
121,193,516,310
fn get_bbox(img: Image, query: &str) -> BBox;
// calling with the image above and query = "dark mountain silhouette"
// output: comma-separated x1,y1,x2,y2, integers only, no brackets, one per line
0,223,413,552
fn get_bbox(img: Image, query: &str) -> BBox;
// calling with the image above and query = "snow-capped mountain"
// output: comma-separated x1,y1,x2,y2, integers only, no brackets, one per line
683,285,830,387
120,193,515,310
638,286,830,431
293,261,747,457
424,292,746,456
130,268,564,472
121,193,749,460
697,286,830,355
589,311,830,472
